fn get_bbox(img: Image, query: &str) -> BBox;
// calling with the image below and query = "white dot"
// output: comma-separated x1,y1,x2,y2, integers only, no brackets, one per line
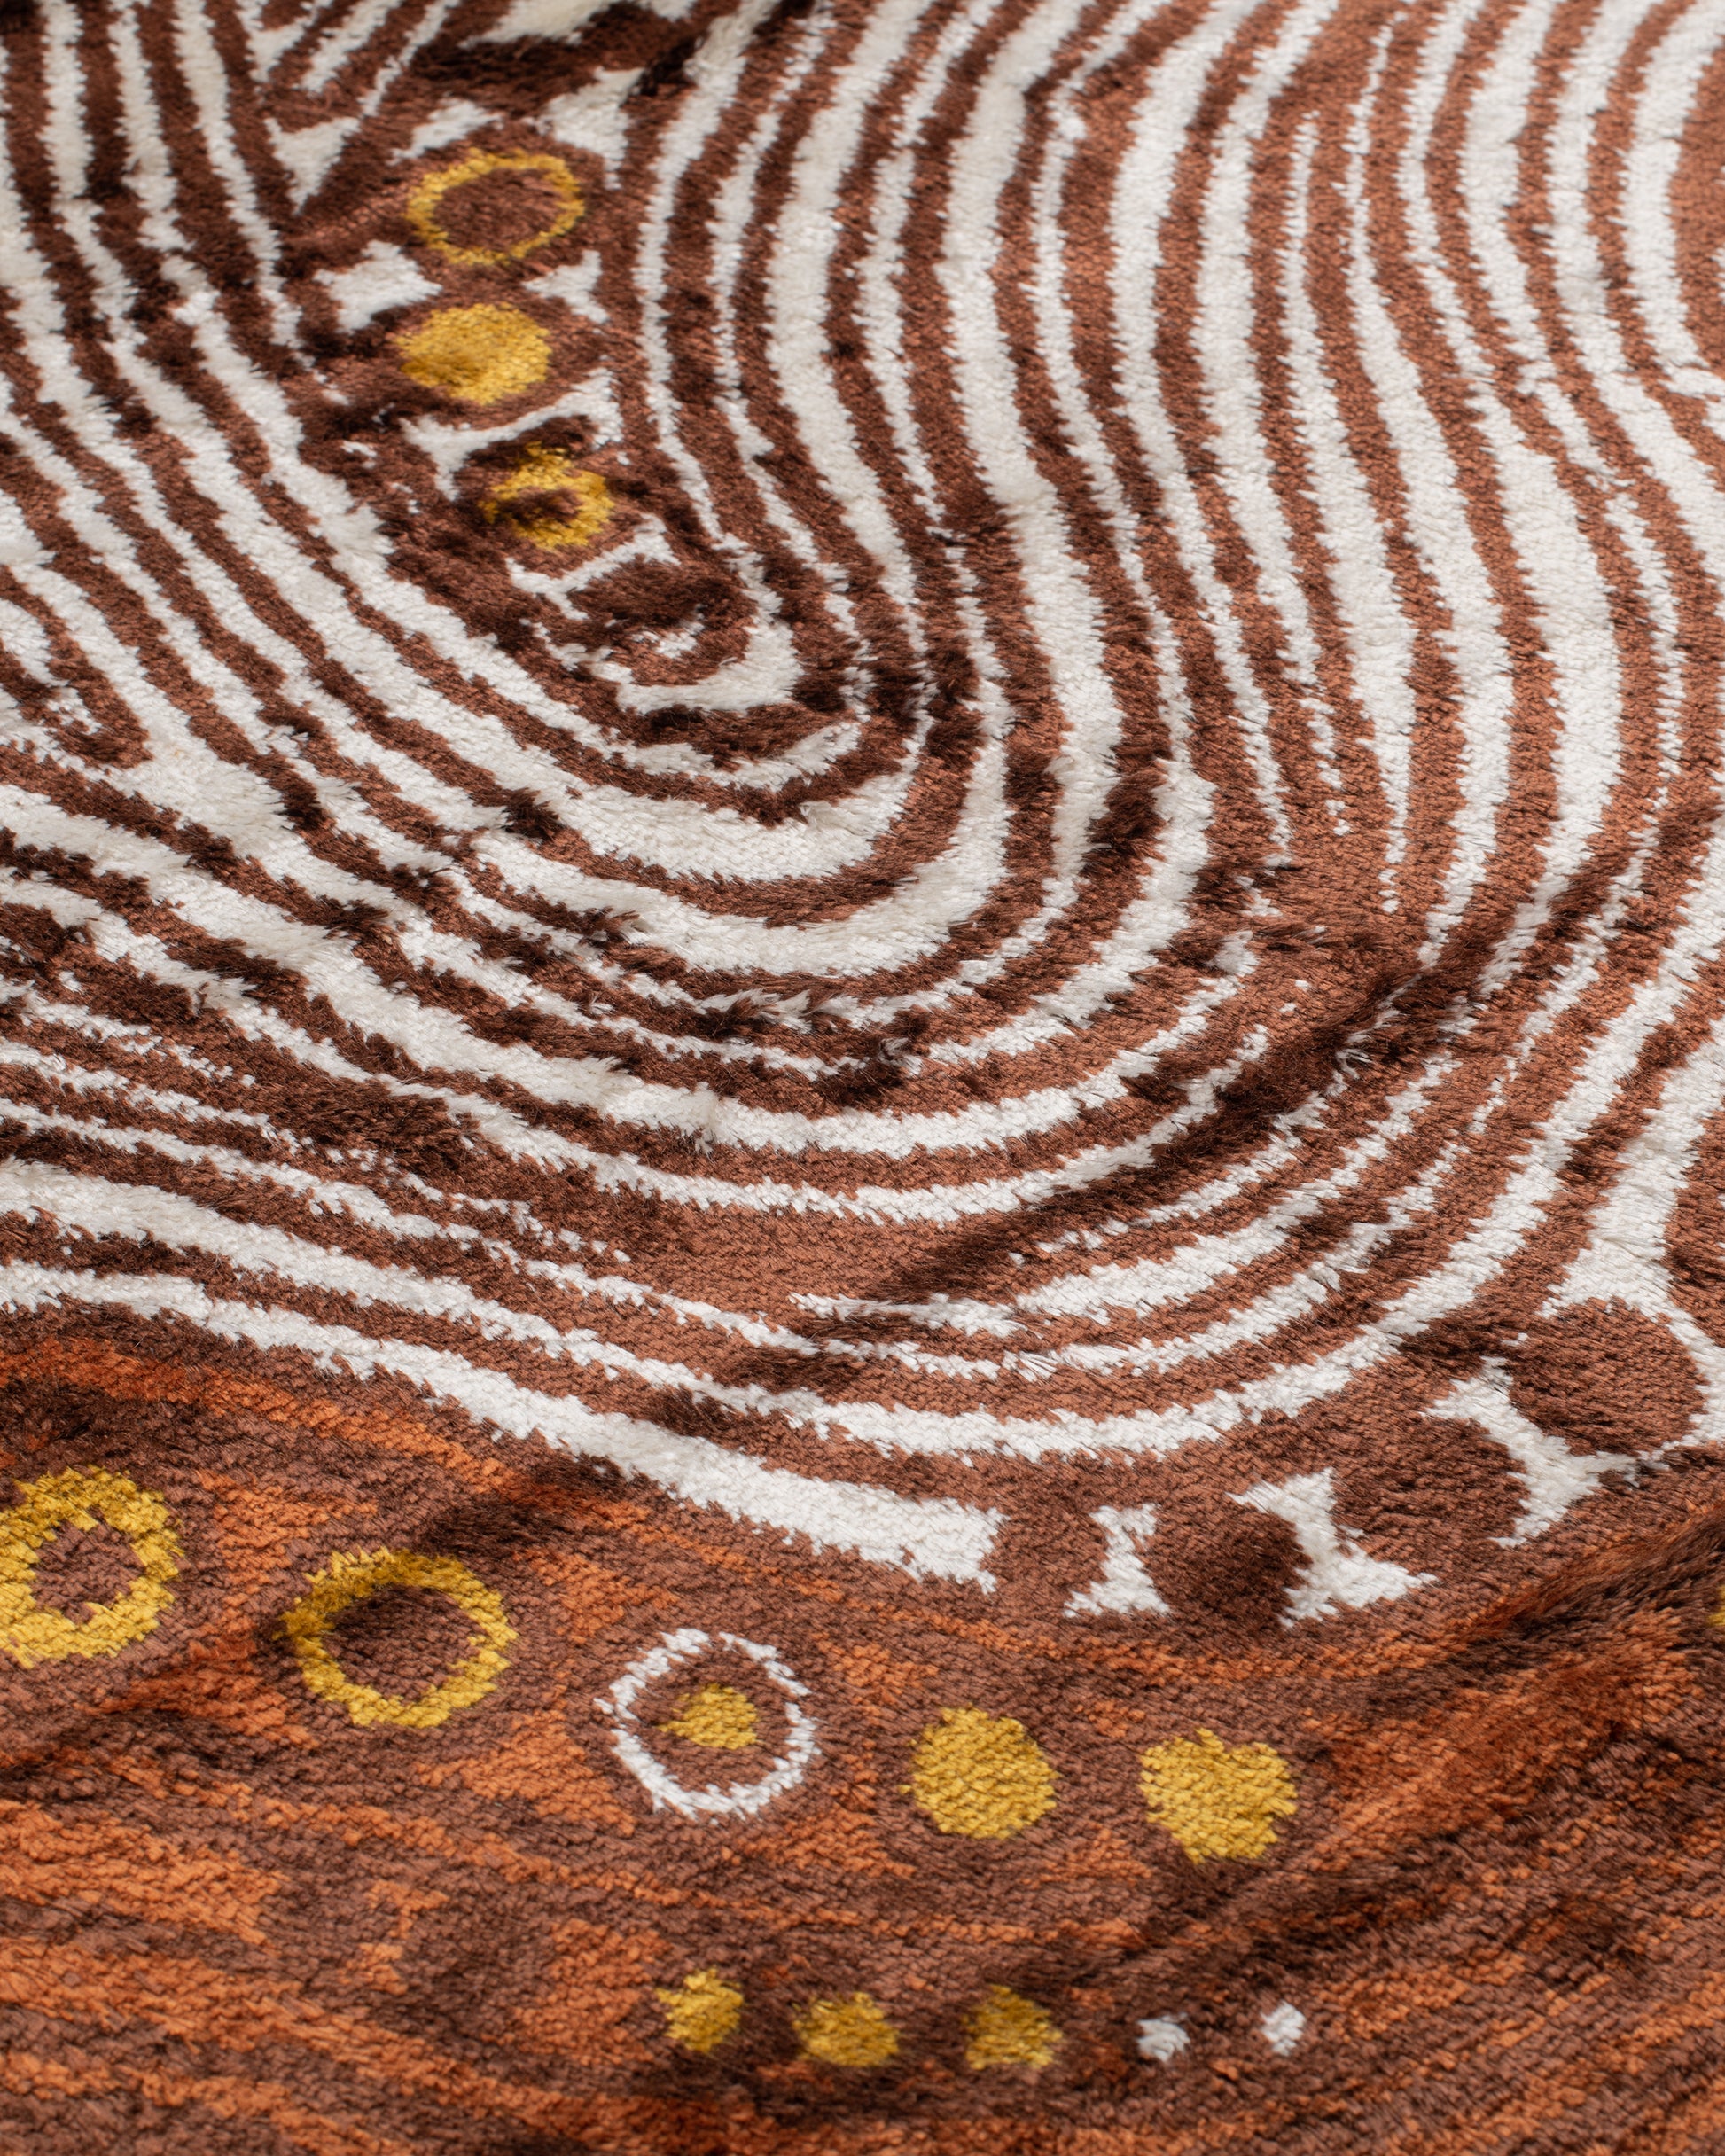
1136,2017,1188,2063
1261,2002,1306,2056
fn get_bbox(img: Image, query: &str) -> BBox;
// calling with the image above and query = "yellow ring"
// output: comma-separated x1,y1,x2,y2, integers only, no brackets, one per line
407,149,583,268
0,1467,181,1668
284,1548,515,1730
481,444,613,551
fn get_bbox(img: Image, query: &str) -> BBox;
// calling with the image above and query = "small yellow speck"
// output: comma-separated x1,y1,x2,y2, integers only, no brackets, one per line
793,1991,899,2067
964,1985,1063,2071
660,1682,757,1751
655,1967,742,2054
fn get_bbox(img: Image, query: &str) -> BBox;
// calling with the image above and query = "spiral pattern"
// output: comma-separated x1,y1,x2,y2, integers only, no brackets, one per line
4,0,1725,1630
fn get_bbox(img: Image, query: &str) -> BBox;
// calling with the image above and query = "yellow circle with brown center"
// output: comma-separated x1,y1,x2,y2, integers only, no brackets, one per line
396,304,551,406
909,1707,1057,1839
0,1467,181,1668
482,444,613,551
407,148,583,268
283,1547,515,1730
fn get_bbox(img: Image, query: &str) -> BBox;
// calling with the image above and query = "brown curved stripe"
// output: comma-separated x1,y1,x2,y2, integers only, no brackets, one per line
3,0,1725,2144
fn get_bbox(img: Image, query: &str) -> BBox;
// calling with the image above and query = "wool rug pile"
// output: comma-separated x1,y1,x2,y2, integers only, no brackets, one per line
2,0,1725,2147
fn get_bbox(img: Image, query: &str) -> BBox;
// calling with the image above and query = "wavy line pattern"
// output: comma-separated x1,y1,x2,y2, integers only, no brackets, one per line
4,0,1725,1626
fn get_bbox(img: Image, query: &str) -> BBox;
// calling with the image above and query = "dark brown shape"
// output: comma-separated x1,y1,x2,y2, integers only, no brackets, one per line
1510,1302,1703,1457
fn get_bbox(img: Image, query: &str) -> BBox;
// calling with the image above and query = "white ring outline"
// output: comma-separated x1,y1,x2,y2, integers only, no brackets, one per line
597,1627,819,1821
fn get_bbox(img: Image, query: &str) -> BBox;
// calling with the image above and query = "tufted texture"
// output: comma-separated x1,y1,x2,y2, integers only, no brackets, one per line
3,0,1725,2145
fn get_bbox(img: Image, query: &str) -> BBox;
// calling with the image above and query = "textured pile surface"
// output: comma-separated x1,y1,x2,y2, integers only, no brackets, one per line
4,0,1725,2147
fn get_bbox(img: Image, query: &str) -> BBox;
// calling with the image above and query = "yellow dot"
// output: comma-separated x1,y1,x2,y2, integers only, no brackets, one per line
793,1992,899,2068
660,1682,757,1751
407,147,584,268
656,1967,743,2054
396,304,550,405
0,1467,181,1668
909,1707,1057,1840
1139,1729,1297,1863
282,1548,515,1730
481,444,612,550
963,1985,1063,2072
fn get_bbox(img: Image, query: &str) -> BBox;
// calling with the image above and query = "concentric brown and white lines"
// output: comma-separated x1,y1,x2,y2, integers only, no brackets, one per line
3,0,1725,1629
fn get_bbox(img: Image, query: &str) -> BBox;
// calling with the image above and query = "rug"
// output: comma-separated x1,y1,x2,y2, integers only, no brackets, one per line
1,0,1723,2146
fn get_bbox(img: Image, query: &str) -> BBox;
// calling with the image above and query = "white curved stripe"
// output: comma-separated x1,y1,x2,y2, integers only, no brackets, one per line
0,1258,1003,1584
1281,122,1413,894
1400,0,1625,995
1111,0,1295,859
1192,0,1350,822
0,785,1253,1160
1342,29,1511,965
